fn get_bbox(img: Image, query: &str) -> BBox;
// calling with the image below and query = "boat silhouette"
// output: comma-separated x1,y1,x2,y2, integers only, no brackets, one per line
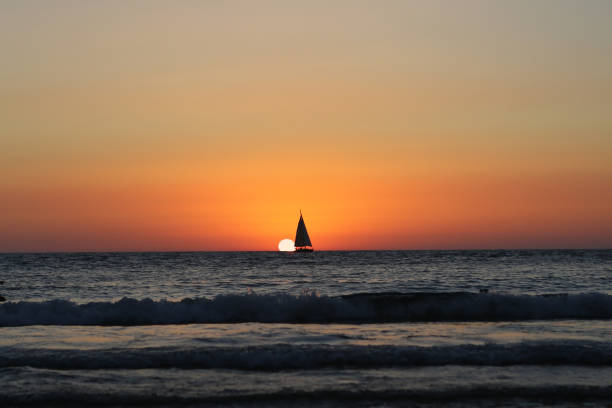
294,211,313,252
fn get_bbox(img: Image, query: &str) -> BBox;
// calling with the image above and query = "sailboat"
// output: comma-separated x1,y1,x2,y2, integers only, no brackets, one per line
294,211,313,252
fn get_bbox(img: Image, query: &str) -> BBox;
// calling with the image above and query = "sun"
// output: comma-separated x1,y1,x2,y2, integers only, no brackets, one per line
278,238,295,252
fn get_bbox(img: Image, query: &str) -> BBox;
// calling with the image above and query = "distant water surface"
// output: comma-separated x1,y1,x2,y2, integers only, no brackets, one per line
1,250,610,302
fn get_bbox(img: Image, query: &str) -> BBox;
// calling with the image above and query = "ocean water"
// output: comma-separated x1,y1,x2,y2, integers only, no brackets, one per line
0,250,611,407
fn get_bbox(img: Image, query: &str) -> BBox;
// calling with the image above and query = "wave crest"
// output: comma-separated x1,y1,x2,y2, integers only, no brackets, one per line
0,292,611,326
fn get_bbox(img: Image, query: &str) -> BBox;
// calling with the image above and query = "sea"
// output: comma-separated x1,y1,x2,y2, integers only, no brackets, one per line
0,250,611,407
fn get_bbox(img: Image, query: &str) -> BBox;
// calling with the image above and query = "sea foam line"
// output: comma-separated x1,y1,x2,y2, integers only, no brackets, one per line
0,292,611,326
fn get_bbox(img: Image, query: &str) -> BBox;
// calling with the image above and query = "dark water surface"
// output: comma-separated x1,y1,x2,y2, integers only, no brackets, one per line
0,250,611,406
2,250,611,302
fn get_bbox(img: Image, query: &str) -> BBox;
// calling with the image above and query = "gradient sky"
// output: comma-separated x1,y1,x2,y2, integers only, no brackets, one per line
1,0,611,251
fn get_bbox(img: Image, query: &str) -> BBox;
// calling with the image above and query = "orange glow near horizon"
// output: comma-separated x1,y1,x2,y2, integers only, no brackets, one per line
2,156,610,251
1,2,611,252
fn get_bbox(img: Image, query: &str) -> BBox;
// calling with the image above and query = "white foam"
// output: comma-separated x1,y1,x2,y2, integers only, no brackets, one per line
0,292,610,326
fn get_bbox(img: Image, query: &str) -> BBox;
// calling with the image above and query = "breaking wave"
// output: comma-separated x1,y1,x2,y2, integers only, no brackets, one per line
0,292,611,326
1,341,611,370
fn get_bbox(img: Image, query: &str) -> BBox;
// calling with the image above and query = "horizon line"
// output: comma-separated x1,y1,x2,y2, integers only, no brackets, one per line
1,247,611,255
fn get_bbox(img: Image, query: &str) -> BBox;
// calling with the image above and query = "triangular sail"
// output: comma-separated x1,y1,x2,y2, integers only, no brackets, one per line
294,214,312,247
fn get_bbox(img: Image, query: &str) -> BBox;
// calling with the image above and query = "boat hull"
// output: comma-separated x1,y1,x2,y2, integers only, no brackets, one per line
295,247,313,252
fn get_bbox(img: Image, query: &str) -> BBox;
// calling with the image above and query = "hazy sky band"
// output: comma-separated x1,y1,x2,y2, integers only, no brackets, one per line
1,0,611,251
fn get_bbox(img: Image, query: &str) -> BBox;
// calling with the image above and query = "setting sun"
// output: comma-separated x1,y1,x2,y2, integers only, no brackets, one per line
278,239,295,252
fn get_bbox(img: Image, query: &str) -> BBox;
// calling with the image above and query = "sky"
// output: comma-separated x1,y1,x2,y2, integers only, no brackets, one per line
1,0,611,251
